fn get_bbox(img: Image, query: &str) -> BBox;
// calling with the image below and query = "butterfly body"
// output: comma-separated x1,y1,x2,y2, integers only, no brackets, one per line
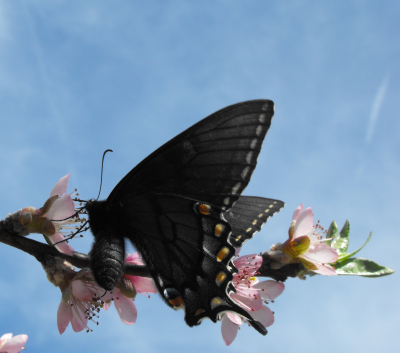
86,100,284,334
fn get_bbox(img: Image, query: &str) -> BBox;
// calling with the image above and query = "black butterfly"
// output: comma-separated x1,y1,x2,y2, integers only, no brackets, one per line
85,100,284,335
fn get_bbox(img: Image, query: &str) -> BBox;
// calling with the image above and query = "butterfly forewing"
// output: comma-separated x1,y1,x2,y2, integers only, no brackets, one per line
108,100,274,210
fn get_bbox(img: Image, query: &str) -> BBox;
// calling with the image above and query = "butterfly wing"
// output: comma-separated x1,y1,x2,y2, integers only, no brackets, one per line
224,196,285,248
108,99,275,210
99,100,277,333
116,194,262,327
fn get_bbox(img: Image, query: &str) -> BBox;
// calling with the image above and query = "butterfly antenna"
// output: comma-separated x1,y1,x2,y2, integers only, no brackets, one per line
97,149,113,200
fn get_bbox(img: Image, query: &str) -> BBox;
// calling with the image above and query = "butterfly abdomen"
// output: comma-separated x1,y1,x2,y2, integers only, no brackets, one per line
86,199,126,291
90,228,125,291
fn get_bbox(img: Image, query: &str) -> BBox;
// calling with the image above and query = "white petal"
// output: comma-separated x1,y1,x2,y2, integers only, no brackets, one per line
221,315,239,346
57,301,72,334
50,174,70,197
312,264,337,276
293,207,314,238
46,196,75,221
72,280,94,301
292,204,304,221
114,296,137,324
125,252,144,265
50,233,74,255
0,334,28,353
103,300,112,311
249,305,275,328
304,243,338,263
234,254,261,270
253,280,285,300
129,276,158,294
71,305,88,332
0,333,13,341
231,291,262,312
226,312,243,325
55,241,74,256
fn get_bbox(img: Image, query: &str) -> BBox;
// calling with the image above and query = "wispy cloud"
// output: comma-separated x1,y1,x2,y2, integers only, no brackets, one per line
365,76,390,144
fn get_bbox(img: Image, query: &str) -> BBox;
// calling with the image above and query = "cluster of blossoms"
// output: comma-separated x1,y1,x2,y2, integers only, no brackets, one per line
273,204,339,276
220,204,340,345
8,174,341,345
50,253,157,334
221,251,285,345
18,175,157,333
0,333,28,353
11,174,83,255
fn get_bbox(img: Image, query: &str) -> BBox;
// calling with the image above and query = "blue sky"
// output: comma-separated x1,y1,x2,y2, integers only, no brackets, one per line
0,1,398,352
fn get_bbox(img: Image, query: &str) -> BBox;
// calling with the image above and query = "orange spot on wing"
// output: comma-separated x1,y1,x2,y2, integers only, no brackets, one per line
195,309,205,316
215,224,224,236
216,271,227,284
217,247,230,261
169,296,185,309
199,204,211,215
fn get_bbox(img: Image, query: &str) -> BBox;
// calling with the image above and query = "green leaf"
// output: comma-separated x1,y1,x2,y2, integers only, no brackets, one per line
335,257,395,277
325,221,338,246
331,220,350,255
337,232,373,263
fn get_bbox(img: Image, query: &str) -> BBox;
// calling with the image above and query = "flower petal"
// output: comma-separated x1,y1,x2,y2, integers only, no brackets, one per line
103,300,112,311
293,207,314,238
253,280,285,300
312,263,337,276
71,279,94,301
126,275,158,295
221,315,239,346
0,334,28,353
231,290,263,312
113,296,137,325
304,243,339,263
234,254,262,272
51,233,74,255
125,252,144,265
292,203,304,221
57,301,72,334
226,312,243,325
249,305,275,328
71,306,88,332
50,174,70,197
46,196,75,221
0,333,13,341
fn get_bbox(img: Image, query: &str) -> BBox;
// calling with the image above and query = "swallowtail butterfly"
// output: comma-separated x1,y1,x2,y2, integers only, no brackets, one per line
85,100,284,335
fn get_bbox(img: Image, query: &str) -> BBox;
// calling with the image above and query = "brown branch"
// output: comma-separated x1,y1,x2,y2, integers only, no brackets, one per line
0,218,302,282
0,219,151,278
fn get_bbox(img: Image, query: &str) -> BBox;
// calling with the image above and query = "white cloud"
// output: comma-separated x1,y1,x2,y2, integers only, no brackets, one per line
365,76,390,144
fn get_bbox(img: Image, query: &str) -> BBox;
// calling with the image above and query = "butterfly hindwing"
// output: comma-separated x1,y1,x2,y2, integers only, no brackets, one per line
88,100,277,335
115,195,261,327
224,196,285,248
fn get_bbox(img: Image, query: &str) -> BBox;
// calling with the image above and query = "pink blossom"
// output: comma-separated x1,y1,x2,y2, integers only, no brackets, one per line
277,204,338,275
124,252,158,295
44,174,80,255
102,287,138,325
57,268,138,333
102,252,158,324
57,269,105,334
221,254,285,346
57,253,155,333
19,174,82,255
0,333,28,353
